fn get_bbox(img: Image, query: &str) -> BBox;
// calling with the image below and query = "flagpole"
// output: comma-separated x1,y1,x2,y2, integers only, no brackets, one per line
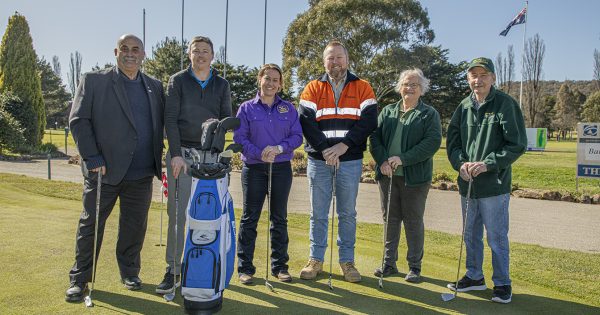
181,0,185,70
224,0,229,79
519,1,528,108
262,0,267,65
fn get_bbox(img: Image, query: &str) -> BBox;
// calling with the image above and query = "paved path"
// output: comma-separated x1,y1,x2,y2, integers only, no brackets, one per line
1,158,599,253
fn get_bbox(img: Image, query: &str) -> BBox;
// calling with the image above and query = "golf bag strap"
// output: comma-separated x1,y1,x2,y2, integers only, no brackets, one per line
187,216,222,231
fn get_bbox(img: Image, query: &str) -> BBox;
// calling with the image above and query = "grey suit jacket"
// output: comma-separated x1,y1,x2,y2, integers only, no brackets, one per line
69,67,165,185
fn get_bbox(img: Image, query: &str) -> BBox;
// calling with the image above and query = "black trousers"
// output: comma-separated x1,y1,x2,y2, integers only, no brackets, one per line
378,176,429,270
69,175,153,283
237,162,292,275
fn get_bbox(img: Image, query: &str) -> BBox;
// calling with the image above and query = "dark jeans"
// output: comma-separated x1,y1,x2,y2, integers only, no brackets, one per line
237,162,292,275
69,175,153,283
378,175,429,270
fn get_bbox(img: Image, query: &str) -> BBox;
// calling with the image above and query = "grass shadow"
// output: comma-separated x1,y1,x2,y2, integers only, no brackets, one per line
93,289,183,314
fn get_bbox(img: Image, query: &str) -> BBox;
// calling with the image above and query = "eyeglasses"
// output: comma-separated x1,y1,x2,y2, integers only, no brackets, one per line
401,83,420,89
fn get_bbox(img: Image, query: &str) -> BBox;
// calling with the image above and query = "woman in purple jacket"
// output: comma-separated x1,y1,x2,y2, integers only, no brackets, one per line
233,64,303,284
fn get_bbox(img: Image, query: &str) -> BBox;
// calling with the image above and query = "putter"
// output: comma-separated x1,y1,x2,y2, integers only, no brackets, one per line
442,179,473,302
328,167,337,291
84,171,102,308
265,163,274,292
378,175,393,289
164,178,180,302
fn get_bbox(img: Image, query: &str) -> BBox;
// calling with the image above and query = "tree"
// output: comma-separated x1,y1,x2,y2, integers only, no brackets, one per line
38,57,71,127
538,95,557,136
496,45,514,95
213,61,258,113
144,37,189,87
67,51,82,97
418,46,470,126
0,92,26,154
554,83,578,139
581,91,600,122
52,55,61,77
522,34,546,127
0,12,45,147
282,0,434,101
572,87,587,120
594,49,600,91
91,62,114,71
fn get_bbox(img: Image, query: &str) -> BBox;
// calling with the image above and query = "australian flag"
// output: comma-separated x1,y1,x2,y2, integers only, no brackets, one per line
499,7,527,36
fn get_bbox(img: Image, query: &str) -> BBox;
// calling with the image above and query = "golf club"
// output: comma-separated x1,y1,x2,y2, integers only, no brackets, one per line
378,174,393,289
265,163,274,292
164,178,180,302
328,166,337,291
84,171,102,308
441,179,473,302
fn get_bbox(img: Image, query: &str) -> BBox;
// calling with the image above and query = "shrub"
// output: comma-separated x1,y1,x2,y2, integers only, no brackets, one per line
39,142,58,153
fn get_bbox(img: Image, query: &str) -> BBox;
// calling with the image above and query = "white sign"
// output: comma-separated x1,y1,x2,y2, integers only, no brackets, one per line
576,123,600,178
525,128,547,151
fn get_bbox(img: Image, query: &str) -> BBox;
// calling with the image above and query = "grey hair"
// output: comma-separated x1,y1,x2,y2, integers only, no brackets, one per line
395,68,430,96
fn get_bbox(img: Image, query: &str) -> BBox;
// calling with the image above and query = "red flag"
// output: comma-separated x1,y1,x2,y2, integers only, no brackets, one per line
161,172,168,198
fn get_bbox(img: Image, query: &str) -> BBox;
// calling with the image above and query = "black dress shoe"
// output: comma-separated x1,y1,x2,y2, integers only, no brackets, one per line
122,276,143,291
65,282,88,302
373,265,399,277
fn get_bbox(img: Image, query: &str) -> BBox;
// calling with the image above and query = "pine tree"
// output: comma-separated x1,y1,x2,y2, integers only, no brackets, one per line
554,83,578,139
144,37,190,88
581,91,600,123
0,12,45,147
38,57,71,128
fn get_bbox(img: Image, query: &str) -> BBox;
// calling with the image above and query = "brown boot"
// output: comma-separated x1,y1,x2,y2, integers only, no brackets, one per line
299,259,323,280
340,262,362,283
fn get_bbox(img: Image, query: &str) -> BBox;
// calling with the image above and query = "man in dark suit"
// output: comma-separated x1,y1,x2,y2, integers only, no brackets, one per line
65,34,165,302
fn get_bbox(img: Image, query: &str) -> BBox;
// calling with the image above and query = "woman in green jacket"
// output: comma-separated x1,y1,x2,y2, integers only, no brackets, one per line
369,68,442,282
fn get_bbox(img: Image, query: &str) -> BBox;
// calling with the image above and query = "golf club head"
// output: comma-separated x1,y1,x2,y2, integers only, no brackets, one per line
163,292,175,302
190,148,201,164
441,293,456,302
265,281,274,292
84,296,93,307
328,279,334,291
378,278,383,288
225,143,243,153
218,149,233,164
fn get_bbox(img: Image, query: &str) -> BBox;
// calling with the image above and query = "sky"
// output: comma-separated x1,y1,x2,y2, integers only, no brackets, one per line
1,0,599,83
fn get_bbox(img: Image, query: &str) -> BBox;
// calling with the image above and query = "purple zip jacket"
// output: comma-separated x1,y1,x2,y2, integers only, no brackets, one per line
234,93,303,164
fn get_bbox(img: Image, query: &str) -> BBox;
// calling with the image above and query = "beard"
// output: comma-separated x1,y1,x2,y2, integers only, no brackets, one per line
328,67,347,82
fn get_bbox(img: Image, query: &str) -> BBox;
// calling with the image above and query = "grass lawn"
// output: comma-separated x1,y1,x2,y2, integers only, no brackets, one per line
43,129,76,152
42,130,599,195
0,173,599,314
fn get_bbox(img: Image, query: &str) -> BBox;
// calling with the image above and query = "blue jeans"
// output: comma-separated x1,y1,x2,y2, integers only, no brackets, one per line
307,157,362,263
462,193,511,286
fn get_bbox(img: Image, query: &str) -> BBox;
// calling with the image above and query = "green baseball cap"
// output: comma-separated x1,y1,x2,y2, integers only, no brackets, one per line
467,57,495,74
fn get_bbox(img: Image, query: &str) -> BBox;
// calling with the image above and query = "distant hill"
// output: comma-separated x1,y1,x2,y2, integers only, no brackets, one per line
502,80,599,99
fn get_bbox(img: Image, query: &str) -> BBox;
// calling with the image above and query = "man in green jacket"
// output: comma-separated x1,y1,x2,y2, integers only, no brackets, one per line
446,57,527,304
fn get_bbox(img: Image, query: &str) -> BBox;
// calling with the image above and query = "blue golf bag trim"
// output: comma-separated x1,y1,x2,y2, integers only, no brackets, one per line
181,174,235,309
